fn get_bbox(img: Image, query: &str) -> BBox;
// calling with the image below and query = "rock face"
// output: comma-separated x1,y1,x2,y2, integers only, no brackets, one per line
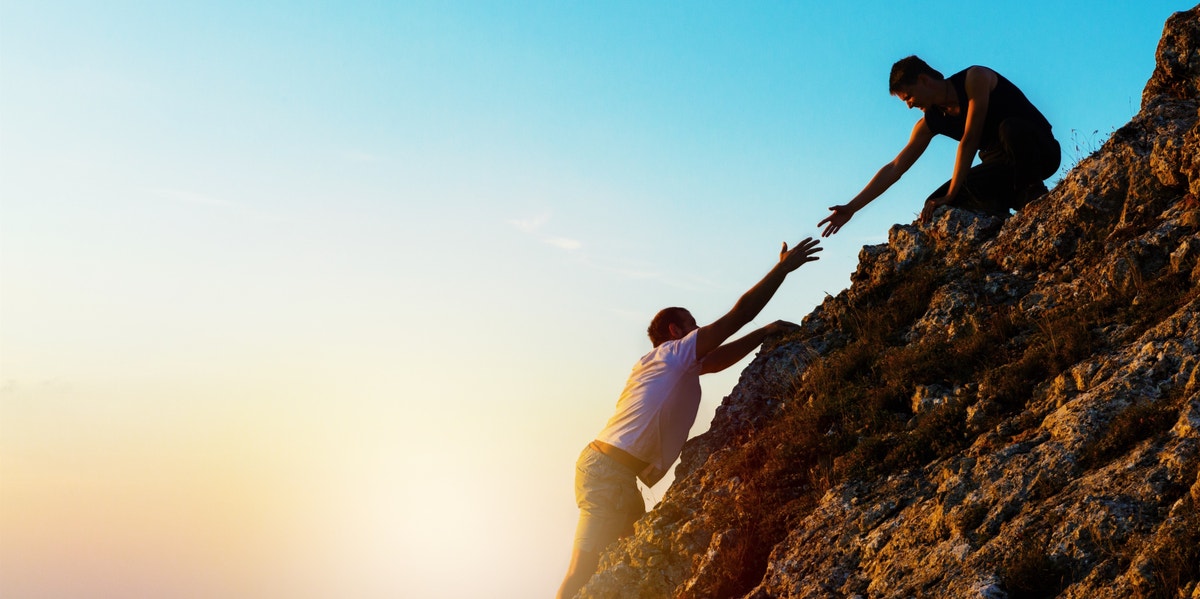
580,6,1200,599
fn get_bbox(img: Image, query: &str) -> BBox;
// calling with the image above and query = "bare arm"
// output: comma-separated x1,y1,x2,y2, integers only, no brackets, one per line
700,320,797,374
921,66,997,222
694,239,821,361
820,120,934,237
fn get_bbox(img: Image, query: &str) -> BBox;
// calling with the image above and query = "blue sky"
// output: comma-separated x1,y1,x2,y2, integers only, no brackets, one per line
1,2,1188,597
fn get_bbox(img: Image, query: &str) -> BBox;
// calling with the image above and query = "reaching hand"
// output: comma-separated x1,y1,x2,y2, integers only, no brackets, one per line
779,237,822,272
920,195,951,223
818,205,855,237
763,319,801,336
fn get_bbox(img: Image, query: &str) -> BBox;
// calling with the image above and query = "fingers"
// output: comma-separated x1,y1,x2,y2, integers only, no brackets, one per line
764,319,801,337
920,201,937,223
795,236,822,253
783,237,823,262
818,206,850,237
921,196,950,223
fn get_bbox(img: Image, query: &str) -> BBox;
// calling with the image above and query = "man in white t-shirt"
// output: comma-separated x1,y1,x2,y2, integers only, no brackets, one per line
557,237,822,599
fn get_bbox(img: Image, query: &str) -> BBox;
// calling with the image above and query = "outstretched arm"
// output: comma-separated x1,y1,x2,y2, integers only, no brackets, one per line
820,119,934,237
700,320,798,374
694,239,821,361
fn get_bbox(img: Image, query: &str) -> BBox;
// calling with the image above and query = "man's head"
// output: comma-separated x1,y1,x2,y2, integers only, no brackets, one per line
889,56,945,111
647,307,698,347
889,56,943,93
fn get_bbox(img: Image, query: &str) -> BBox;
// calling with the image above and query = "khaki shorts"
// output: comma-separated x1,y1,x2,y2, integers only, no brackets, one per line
573,444,647,553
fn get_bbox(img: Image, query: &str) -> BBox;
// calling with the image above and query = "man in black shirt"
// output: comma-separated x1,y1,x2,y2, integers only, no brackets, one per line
820,56,1060,236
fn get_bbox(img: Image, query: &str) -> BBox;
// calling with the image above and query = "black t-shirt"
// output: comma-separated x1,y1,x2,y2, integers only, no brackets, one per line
923,66,1053,159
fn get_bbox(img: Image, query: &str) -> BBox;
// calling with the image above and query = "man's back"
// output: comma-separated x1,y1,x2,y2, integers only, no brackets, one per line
923,66,1053,155
596,329,703,487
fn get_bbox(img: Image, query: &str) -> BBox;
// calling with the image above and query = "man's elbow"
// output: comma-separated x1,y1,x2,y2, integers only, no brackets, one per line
699,352,732,375
701,361,733,375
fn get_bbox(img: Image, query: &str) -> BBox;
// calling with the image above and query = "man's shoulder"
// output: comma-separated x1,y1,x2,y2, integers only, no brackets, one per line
962,66,1001,98
962,65,1000,80
656,329,700,364
953,65,998,84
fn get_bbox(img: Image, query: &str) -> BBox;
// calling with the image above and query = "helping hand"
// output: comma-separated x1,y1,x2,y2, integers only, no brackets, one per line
818,205,855,237
779,237,823,271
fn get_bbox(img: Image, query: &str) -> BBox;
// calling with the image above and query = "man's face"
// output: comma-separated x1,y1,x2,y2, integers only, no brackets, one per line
894,76,935,110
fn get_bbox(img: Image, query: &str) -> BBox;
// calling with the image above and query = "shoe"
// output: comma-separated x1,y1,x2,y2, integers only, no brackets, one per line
1011,182,1048,211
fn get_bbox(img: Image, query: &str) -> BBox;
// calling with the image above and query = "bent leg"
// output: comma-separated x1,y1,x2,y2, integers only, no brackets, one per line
929,119,1061,218
928,165,1013,218
959,161,1018,216
998,118,1061,183
558,445,647,597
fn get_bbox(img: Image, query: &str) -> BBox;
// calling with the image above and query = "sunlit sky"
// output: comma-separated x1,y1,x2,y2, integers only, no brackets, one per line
0,2,1187,597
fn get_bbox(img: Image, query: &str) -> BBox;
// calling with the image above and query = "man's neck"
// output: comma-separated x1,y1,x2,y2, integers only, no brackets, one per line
937,79,960,115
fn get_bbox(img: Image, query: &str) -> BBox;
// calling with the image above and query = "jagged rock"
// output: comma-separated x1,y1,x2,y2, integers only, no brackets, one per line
1143,7,1200,108
579,5,1200,598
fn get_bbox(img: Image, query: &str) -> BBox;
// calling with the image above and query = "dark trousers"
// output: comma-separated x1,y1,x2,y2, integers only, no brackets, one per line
928,118,1061,216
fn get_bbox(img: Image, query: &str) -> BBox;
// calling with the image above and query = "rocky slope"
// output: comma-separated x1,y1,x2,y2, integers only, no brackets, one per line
580,6,1200,598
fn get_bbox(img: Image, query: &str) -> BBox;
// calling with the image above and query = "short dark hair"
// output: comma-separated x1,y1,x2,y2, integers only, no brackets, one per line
889,56,944,94
647,307,690,347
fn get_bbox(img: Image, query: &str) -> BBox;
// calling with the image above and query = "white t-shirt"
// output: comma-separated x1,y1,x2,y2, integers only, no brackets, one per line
595,329,703,486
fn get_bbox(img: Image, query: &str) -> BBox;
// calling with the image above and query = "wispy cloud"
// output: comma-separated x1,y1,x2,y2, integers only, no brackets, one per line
507,213,582,251
543,236,583,251
506,215,721,292
507,213,551,234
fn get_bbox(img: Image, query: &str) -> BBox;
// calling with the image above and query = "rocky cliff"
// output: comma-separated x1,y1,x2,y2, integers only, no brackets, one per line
581,6,1200,598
